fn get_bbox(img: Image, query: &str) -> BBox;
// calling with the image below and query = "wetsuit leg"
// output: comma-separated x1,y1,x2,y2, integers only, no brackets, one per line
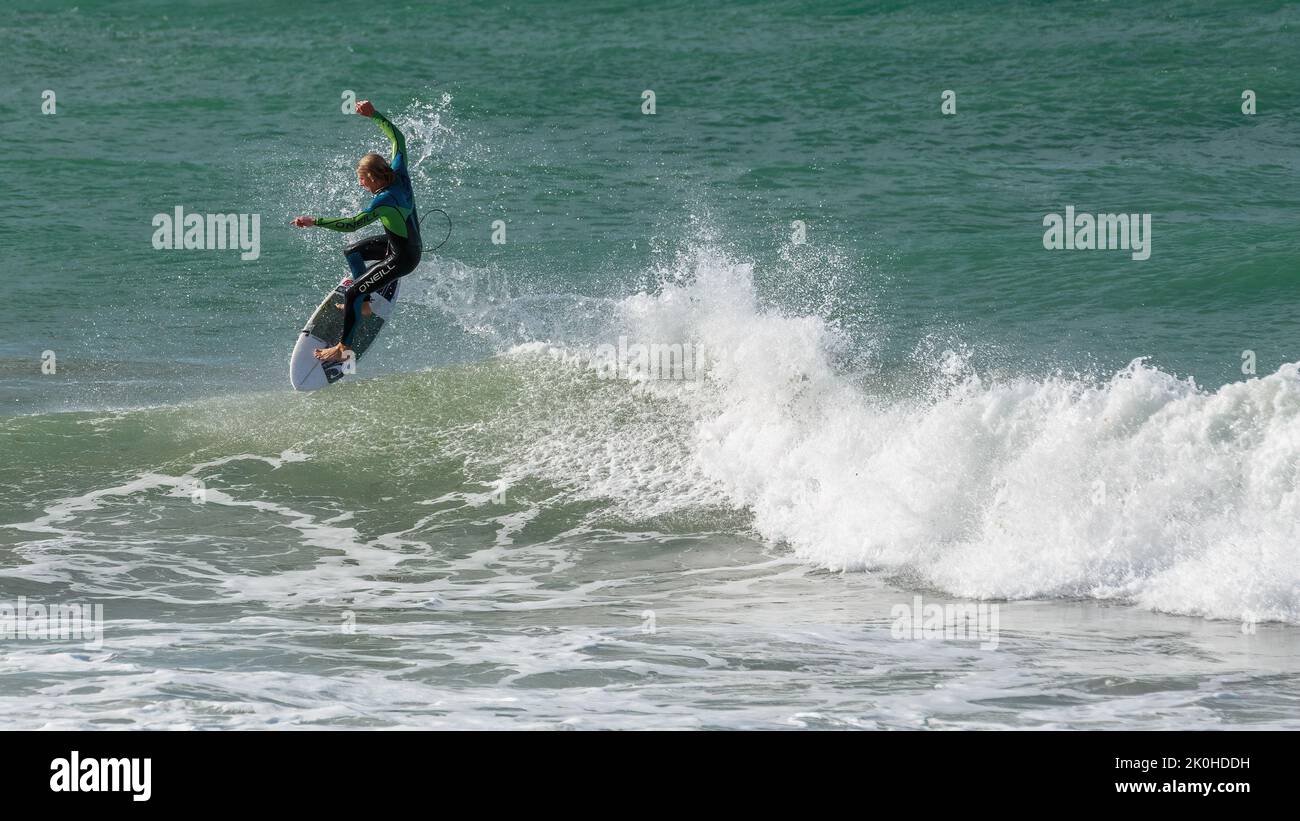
339,245,421,347
343,235,390,279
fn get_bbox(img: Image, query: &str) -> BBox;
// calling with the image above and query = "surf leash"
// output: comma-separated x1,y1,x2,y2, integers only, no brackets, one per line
421,208,452,252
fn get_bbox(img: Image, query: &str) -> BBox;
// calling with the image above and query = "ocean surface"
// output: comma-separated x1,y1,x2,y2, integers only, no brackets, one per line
2,0,1299,729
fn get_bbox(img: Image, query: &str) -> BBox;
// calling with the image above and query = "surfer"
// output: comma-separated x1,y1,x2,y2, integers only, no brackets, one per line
292,100,422,364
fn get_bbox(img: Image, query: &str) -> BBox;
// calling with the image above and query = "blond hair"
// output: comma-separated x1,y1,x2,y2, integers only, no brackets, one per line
357,153,395,187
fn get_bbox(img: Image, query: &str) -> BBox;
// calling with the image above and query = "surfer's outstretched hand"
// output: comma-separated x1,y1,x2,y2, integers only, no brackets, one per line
355,100,375,117
291,216,315,228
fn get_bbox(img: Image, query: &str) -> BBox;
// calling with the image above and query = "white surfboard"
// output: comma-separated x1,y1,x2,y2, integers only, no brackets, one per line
289,276,401,391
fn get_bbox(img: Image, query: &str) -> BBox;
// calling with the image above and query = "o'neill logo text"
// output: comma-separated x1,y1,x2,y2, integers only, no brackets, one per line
50,751,151,802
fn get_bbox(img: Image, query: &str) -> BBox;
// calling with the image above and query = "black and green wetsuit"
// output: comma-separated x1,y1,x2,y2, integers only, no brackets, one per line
313,110,422,347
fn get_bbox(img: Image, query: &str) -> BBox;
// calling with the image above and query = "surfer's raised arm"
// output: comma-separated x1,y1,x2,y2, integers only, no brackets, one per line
356,100,407,167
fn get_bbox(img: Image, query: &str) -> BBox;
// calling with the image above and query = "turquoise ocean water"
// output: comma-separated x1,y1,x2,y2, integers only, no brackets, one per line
1,0,1299,728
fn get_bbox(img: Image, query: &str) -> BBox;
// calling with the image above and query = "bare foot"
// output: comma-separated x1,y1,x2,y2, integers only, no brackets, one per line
313,343,351,363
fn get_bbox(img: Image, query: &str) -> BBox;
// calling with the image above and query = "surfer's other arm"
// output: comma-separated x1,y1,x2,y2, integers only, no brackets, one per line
298,210,381,232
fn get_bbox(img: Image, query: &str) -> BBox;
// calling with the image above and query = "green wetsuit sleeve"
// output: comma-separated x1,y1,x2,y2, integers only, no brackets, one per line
313,210,381,232
370,111,406,163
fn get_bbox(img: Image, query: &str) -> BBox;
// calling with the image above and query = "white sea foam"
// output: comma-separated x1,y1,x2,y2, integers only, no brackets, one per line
505,244,1300,624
